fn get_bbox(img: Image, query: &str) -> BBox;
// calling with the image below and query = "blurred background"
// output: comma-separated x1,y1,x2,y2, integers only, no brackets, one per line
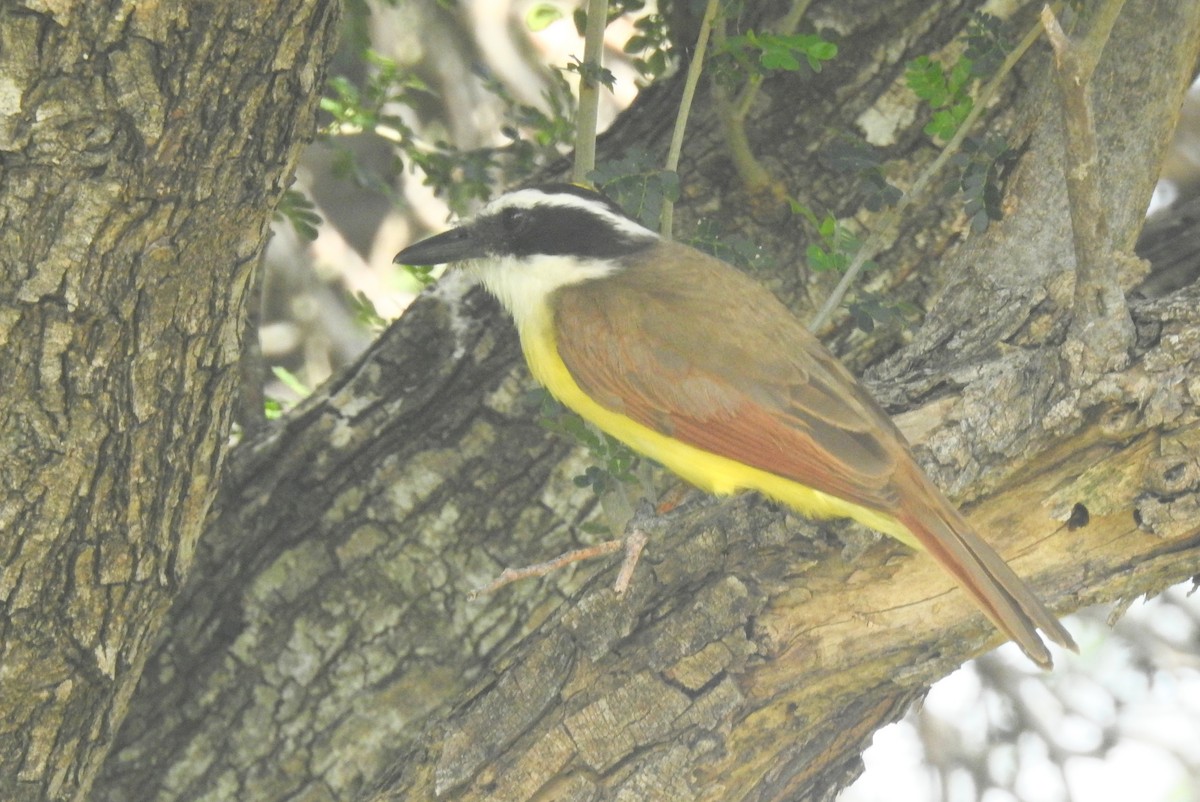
260,2,1200,800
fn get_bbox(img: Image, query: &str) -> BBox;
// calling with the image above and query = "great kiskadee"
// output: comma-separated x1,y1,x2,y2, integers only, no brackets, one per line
395,183,1076,668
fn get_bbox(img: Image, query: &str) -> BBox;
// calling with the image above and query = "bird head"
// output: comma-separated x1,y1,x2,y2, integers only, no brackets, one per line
394,184,659,319
395,183,656,266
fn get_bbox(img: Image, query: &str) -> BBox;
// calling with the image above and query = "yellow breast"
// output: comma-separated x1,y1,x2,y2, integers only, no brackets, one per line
516,302,913,546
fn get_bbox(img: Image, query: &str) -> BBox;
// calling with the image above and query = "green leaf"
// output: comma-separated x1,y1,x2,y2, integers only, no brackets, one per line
624,34,648,53
818,214,837,240
925,97,971,140
564,56,617,91
350,291,388,330
403,262,438,288
807,40,838,61
761,47,800,71
525,3,563,32
538,393,641,496
905,56,947,104
588,150,679,230
947,57,974,94
965,12,1010,77
717,30,837,79
850,304,875,333
274,188,323,242
271,366,311,398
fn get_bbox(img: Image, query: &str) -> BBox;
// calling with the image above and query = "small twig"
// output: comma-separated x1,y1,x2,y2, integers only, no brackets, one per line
660,0,720,238
467,527,652,598
468,539,624,600
809,7,1058,332
613,528,649,594
708,2,813,197
710,16,777,198
572,0,609,184
469,505,661,598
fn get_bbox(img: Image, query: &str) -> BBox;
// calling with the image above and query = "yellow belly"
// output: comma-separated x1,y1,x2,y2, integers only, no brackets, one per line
518,310,915,547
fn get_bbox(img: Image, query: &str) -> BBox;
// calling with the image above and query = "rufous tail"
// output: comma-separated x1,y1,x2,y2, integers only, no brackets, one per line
896,471,1076,669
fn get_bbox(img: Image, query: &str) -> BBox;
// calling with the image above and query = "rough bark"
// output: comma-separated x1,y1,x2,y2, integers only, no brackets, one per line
0,2,339,801
91,2,1200,802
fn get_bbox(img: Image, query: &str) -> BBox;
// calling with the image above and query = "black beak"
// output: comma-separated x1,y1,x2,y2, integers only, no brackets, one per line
393,225,482,266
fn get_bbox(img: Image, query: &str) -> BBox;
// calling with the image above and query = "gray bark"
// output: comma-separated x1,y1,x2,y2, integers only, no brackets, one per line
82,2,1200,801
0,2,340,800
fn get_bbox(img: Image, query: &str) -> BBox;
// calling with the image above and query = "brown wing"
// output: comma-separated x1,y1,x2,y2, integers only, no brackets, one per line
553,244,906,515
553,243,1077,667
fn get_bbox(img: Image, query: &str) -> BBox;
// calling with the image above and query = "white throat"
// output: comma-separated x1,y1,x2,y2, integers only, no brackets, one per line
466,253,618,330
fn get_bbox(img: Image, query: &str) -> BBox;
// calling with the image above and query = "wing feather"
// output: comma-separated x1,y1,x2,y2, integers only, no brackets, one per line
553,249,902,512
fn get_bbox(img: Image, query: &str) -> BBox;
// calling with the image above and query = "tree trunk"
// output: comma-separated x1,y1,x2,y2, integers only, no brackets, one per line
0,2,339,801
90,2,1200,801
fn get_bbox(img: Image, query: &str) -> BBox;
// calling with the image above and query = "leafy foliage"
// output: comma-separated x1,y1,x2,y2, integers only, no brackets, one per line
684,219,774,271
846,291,916,334
564,55,617,91
906,54,975,142
321,50,425,135
589,148,680,230
569,0,672,84
266,366,311,419
824,138,902,212
349,291,391,331
623,12,673,81
525,2,564,32
713,28,838,90
274,188,323,241
720,30,838,74
572,0,655,36
905,13,1010,144
791,201,875,277
397,262,438,288
964,11,1011,78
410,146,501,215
952,134,1016,233
537,391,640,494
263,398,284,421
488,69,577,175
319,50,501,213
903,12,1015,233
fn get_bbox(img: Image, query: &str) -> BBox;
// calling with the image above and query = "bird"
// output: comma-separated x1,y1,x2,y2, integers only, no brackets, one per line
394,182,1076,668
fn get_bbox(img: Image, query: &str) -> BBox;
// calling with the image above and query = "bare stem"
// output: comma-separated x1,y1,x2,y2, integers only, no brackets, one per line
660,0,720,238
710,5,809,199
572,0,610,184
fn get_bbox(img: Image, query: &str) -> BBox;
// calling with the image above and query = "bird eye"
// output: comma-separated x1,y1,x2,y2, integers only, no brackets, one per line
500,207,528,233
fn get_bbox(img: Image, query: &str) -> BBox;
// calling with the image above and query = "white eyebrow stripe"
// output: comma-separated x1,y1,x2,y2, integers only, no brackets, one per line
481,188,658,242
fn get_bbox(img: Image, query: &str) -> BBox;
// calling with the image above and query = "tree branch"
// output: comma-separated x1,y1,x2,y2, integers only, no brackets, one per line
1040,3,1136,370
